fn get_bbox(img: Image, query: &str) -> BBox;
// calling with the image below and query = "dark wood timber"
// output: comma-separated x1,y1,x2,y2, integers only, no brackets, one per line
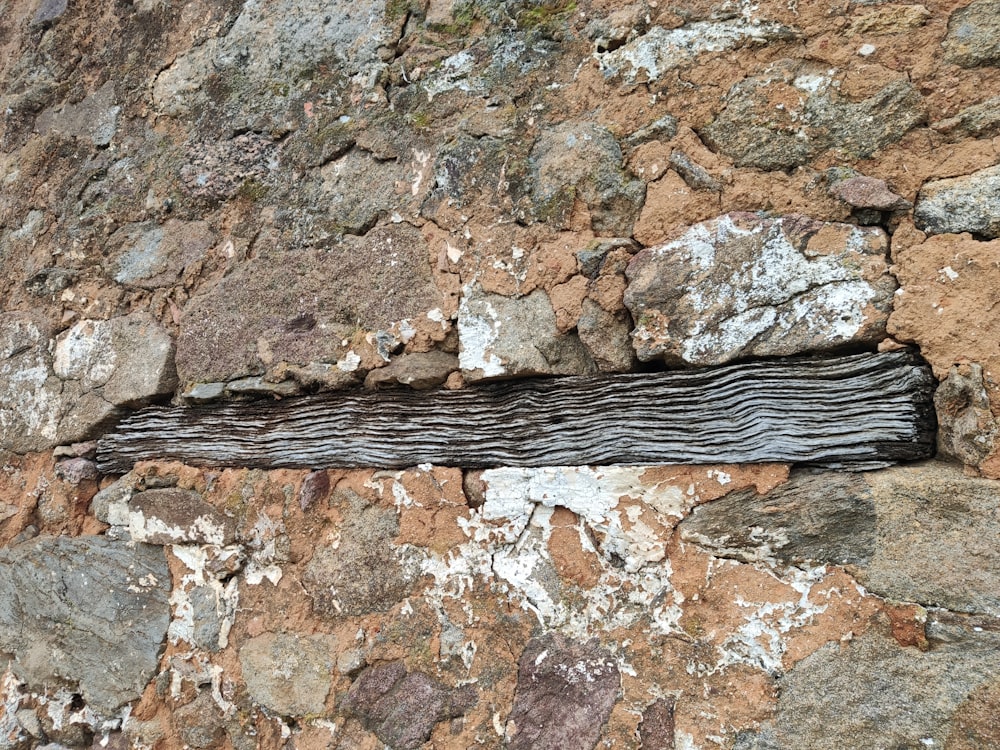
96,351,936,473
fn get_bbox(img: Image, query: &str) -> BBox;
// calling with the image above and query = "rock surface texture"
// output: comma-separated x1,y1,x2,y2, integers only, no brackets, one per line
0,0,999,746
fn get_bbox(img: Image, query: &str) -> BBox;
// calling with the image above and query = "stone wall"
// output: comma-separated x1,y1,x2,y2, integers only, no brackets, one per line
0,0,998,747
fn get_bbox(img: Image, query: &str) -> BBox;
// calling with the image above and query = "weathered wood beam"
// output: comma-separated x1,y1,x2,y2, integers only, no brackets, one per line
96,351,936,473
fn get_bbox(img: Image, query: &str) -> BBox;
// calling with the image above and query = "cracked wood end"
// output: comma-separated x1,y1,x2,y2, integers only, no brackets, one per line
96,351,936,473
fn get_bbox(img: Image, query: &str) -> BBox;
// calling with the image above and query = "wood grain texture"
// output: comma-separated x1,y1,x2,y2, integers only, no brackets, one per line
96,351,936,473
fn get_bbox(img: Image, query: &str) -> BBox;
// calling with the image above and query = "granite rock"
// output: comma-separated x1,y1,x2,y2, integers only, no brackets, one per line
0,536,170,715
364,350,459,390
0,313,64,453
914,165,1000,238
341,660,478,750
507,633,620,750
828,175,911,211
624,213,895,365
738,623,1000,750
943,0,1000,68
303,490,415,617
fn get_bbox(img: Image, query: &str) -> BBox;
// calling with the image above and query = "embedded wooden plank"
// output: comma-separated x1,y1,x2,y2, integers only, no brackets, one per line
96,351,936,473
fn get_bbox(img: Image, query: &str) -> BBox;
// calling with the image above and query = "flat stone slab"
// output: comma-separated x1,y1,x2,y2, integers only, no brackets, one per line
97,351,935,472
624,213,895,366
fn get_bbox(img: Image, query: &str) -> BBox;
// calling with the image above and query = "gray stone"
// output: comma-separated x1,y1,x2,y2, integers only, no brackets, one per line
303,490,415,617
188,586,224,652
127,489,236,546
828,175,911,211
182,382,226,402
577,298,638,373
679,471,876,566
152,0,388,118
932,95,1000,139
238,632,335,716
596,21,798,84
458,286,596,381
31,0,67,25
363,350,458,390
341,660,478,750
180,133,279,203
682,462,1000,617
0,313,64,453
669,150,722,193
623,115,678,148
527,122,645,235
943,0,1000,68
576,239,637,279
53,313,177,407
701,60,925,170
111,220,216,289
623,213,895,365
860,463,1000,617
173,692,226,749
934,363,1000,467
54,457,99,485
914,165,1000,238
507,633,620,750
739,624,1000,750
224,376,301,398
34,81,119,147
0,536,170,715
90,472,141,525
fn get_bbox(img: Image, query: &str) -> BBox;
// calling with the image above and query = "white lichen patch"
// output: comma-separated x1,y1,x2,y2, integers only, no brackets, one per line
597,20,794,83
128,509,230,546
409,465,710,637
53,319,117,389
632,214,889,365
168,545,242,648
457,284,505,377
713,564,830,675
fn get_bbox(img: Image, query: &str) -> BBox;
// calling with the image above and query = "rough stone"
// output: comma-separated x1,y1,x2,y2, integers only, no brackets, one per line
34,81,119,147
506,633,620,750
341,660,477,750
298,470,330,511
932,95,1000,139
172,692,227,749
152,0,387,118
31,0,67,26
943,0,1000,68
701,61,925,169
624,213,895,365
935,364,1000,468
639,698,676,750
0,313,64,453
739,624,1000,750
110,220,216,289
860,463,1000,617
364,350,459,390
303,490,415,617
576,298,637,372
679,470,876,567
0,536,170,715
526,122,645,235
596,21,797,84
177,223,442,384
127,488,236,546
457,286,596,381
682,462,1000,617
914,165,1000,238
828,175,911,211
239,632,335,716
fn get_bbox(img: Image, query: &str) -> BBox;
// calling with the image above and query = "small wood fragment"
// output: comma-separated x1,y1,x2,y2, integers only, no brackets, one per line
96,352,936,473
